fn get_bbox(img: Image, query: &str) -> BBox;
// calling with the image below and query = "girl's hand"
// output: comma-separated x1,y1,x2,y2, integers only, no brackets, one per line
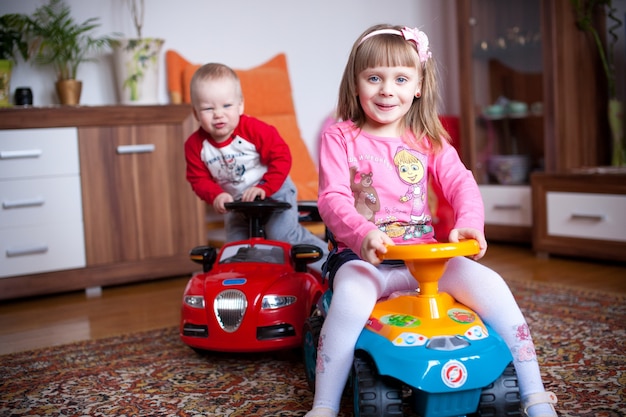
361,229,394,265
241,186,266,202
213,192,234,214
448,228,488,260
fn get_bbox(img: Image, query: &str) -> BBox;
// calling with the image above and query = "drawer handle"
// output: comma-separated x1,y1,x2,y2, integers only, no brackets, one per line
570,213,605,222
116,144,155,154
3,197,45,209
6,244,49,257
0,149,43,159
493,204,522,211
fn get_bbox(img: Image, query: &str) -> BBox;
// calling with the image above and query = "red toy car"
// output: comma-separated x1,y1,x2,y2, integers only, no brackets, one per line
180,199,327,352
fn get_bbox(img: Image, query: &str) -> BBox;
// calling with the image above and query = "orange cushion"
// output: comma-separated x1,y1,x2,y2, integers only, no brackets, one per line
166,50,318,201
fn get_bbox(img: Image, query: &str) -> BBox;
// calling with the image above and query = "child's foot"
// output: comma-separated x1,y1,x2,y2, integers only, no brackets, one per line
521,391,558,417
304,407,337,417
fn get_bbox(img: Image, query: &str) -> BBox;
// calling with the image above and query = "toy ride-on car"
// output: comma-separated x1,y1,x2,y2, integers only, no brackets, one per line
303,240,520,417
180,198,327,353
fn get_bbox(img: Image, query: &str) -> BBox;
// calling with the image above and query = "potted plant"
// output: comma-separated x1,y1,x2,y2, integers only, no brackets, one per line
0,13,30,106
112,0,164,105
25,0,118,105
571,0,624,166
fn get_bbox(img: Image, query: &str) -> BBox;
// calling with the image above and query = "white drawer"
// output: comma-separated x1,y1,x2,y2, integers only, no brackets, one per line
0,221,85,278
480,185,532,226
0,128,79,180
546,192,626,242
0,176,83,229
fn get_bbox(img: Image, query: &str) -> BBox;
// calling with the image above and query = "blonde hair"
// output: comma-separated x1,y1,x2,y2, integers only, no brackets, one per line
393,148,421,166
190,63,242,106
336,24,449,150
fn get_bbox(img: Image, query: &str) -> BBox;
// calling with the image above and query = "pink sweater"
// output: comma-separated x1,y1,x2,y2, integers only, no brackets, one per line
318,120,484,254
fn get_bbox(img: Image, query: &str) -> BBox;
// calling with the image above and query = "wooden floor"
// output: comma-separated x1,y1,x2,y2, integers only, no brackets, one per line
1,243,625,355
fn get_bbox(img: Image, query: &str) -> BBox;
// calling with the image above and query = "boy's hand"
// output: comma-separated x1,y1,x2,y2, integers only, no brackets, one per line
213,192,234,214
448,228,488,260
241,186,266,202
360,229,394,265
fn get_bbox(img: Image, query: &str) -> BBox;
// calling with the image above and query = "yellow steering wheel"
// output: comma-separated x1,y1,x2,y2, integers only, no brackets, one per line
379,240,480,297
380,240,480,261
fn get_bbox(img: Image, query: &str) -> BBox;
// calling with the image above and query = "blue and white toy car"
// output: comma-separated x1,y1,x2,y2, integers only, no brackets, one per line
303,241,521,417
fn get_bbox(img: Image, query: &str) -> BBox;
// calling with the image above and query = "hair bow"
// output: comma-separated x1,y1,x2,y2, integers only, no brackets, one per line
400,27,432,64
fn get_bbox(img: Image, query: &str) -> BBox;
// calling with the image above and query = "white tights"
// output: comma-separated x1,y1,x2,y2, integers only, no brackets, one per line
310,257,551,416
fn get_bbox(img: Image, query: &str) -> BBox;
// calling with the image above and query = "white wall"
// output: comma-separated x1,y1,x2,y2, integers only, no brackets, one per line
2,0,460,160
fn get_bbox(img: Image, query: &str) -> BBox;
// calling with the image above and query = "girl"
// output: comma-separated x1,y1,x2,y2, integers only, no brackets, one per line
305,24,557,417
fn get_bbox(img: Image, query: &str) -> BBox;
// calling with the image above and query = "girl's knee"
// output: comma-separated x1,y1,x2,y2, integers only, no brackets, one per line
334,261,384,295
441,256,506,293
450,256,501,277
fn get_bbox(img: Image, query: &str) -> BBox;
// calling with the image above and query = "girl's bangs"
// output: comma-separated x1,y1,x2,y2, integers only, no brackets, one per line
356,38,418,72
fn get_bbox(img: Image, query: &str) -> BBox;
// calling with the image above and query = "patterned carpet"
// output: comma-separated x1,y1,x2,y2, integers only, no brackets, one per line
0,279,624,417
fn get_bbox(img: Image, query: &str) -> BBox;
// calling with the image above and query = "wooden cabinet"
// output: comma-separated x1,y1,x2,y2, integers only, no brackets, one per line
0,128,85,278
456,0,610,242
480,185,532,242
531,172,626,262
78,124,198,266
0,105,205,300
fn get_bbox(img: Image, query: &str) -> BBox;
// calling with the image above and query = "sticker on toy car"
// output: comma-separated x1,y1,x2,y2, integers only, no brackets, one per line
381,314,421,328
448,308,476,324
441,359,468,388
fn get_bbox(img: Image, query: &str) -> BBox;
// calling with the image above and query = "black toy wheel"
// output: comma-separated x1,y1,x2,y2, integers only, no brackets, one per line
352,353,403,417
470,362,520,417
302,315,324,392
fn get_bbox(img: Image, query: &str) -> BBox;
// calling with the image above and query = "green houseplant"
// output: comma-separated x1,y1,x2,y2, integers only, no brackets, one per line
571,0,624,166
0,13,30,106
26,0,118,105
112,0,164,104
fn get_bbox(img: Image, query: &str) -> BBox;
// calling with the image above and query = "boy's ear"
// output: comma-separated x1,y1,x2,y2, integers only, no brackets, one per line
239,99,245,115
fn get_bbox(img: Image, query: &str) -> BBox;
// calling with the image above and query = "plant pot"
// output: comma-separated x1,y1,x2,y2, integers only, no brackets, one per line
55,80,82,105
113,38,164,105
0,60,14,107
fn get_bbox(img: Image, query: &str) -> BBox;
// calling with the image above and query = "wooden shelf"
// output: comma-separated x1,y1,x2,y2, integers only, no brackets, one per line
0,104,193,129
456,0,610,247
0,105,205,300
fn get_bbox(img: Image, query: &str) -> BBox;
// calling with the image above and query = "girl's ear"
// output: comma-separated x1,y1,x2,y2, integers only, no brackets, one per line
415,71,424,97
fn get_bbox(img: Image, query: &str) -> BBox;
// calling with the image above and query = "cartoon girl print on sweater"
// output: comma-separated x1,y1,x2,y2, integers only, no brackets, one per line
393,147,432,239
350,166,380,222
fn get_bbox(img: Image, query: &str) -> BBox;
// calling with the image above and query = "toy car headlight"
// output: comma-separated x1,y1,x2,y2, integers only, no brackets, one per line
262,295,297,309
184,295,205,308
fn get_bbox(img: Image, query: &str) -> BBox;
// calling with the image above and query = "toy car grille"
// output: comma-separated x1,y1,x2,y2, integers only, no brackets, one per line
214,289,247,332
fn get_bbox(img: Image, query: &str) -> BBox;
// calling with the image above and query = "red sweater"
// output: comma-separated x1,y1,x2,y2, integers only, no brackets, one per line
185,114,292,204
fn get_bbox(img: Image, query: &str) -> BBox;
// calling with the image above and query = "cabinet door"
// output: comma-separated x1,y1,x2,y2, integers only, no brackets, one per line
78,124,204,266
457,0,543,185
457,0,610,178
